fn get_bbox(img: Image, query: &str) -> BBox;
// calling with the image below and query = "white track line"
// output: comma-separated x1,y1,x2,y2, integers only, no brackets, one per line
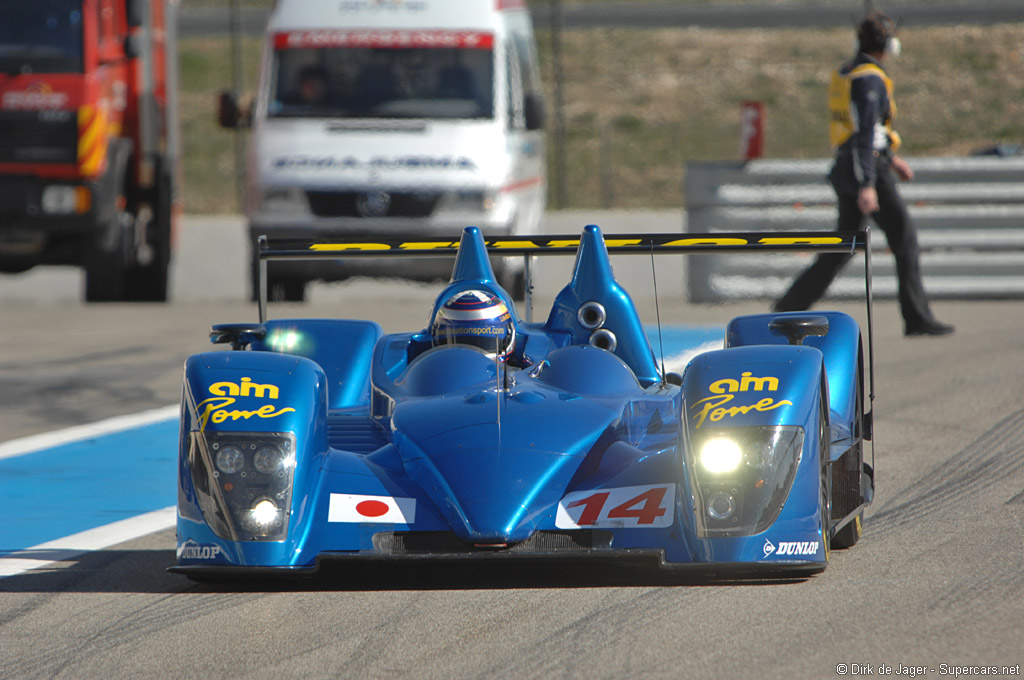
0,406,180,578
0,404,179,461
0,506,177,578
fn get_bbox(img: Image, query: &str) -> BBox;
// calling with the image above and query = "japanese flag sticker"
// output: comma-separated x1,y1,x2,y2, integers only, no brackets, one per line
328,493,416,524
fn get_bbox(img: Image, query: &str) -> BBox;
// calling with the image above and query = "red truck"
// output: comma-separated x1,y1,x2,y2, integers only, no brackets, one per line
0,0,179,301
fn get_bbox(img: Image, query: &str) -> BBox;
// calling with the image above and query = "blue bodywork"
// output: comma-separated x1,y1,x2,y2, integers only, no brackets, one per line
173,225,871,580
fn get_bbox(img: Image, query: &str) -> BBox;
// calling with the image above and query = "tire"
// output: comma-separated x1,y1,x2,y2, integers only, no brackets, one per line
84,218,129,302
495,259,526,302
125,163,173,302
250,252,307,303
819,374,832,560
831,510,863,549
831,354,865,550
85,145,131,303
270,276,306,302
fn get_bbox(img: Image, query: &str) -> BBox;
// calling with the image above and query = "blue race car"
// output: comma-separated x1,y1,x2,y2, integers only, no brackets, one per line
171,225,875,581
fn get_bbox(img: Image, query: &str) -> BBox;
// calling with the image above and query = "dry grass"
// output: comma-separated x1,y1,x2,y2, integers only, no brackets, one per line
177,24,1024,212
540,23,1024,207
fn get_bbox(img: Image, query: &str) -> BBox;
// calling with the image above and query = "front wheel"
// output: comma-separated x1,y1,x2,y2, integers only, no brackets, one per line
831,510,863,549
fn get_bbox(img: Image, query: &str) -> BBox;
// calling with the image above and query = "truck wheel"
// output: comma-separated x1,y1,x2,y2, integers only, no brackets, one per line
85,147,131,303
85,220,128,302
125,164,173,302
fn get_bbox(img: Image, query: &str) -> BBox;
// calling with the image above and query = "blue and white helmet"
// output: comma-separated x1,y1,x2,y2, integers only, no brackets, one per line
431,289,515,360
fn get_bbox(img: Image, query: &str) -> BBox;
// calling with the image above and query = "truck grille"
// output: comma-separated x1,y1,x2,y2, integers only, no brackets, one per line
306,190,441,218
0,110,78,165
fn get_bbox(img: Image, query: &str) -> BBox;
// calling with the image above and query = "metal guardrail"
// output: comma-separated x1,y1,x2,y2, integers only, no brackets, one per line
684,156,1024,302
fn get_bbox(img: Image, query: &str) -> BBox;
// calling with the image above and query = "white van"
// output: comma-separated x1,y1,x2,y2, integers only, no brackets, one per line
240,0,546,301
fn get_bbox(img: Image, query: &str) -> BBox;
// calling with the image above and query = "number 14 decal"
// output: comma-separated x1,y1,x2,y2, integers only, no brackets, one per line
555,484,676,529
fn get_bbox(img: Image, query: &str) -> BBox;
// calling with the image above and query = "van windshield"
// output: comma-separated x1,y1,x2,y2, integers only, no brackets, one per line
269,32,494,120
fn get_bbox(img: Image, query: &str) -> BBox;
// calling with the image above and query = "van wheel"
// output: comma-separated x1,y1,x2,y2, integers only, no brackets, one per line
496,265,526,302
249,253,307,303
269,277,306,302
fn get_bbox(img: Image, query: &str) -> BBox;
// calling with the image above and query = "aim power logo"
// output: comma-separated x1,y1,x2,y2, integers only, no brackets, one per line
691,372,793,429
195,377,296,431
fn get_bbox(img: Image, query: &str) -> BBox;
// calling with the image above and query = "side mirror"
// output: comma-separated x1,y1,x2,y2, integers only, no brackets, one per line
126,0,147,27
210,323,267,350
124,34,141,59
217,90,241,129
524,93,545,131
218,91,252,129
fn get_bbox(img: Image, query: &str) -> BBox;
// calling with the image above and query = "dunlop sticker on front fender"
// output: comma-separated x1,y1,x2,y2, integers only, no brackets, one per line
194,377,296,431
690,372,792,429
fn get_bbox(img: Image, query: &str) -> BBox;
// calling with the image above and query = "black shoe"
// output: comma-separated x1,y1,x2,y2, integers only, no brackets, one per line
905,319,955,337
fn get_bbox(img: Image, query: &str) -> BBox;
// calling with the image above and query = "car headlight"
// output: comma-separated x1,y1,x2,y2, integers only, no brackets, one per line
215,445,245,474
699,437,743,474
189,431,296,541
687,425,804,537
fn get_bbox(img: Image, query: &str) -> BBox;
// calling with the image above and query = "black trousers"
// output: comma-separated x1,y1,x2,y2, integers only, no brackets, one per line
774,154,936,327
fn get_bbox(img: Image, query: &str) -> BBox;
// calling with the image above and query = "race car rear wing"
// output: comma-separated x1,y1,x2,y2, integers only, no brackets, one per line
256,227,875,441
256,227,872,321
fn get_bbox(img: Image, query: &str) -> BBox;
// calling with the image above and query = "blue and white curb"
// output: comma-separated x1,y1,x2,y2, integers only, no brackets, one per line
0,405,179,579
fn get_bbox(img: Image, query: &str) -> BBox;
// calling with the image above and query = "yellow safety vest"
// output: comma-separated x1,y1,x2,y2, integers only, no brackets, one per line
828,62,901,151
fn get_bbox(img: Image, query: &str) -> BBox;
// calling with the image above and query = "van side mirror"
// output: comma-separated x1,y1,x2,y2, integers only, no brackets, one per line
524,94,545,131
217,90,251,129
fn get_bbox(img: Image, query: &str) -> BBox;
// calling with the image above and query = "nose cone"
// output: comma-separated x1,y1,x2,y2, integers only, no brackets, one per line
392,388,618,544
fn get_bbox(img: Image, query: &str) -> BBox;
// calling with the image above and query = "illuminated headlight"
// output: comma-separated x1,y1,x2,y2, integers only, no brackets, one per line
189,431,296,542
700,437,743,474
259,186,308,214
41,185,91,215
245,498,284,536
688,426,804,537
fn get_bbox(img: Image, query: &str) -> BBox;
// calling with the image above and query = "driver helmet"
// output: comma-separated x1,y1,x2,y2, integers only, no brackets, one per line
431,289,516,360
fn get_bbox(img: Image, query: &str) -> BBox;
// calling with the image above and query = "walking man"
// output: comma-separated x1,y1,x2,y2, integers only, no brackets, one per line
774,11,954,336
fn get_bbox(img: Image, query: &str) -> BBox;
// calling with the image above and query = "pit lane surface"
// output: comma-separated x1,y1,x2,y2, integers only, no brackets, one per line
1,214,1022,679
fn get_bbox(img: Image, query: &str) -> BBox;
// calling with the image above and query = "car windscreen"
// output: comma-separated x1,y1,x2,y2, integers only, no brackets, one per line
268,30,494,121
0,1,84,75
